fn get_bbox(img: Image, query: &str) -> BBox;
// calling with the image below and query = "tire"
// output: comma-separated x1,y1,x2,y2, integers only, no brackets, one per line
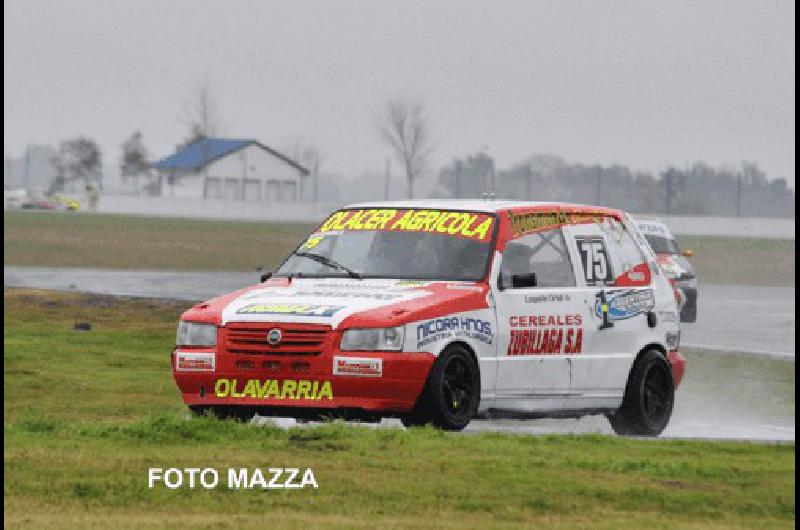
189,405,255,422
680,299,697,323
608,350,674,436
401,344,481,431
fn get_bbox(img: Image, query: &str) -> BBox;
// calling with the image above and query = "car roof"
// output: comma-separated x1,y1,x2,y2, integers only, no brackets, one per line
344,199,625,216
632,216,675,237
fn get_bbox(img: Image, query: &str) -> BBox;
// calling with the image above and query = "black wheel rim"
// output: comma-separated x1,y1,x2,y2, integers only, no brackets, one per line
642,363,671,424
442,356,475,417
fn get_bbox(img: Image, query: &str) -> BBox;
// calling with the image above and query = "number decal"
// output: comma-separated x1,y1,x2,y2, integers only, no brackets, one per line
576,237,612,285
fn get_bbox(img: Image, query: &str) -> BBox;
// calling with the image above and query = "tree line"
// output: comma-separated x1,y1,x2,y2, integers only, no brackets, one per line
433,153,794,217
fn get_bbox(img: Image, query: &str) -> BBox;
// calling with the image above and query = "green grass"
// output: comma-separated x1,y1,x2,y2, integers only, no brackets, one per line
3,289,795,528
5,210,795,285
677,235,795,287
3,210,315,271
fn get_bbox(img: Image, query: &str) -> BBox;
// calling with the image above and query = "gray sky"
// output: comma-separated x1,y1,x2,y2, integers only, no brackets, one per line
4,0,795,185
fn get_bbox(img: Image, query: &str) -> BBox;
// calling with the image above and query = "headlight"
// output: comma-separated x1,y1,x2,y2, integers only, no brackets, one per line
176,321,217,346
340,327,405,351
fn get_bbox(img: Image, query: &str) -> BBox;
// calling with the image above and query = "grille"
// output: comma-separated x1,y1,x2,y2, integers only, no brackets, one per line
222,322,331,356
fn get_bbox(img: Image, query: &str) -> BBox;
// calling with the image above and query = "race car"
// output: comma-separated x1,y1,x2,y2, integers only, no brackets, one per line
634,217,698,322
173,201,685,436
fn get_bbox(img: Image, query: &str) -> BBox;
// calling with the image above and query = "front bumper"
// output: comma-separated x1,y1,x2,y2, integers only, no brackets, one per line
667,350,686,389
172,349,435,414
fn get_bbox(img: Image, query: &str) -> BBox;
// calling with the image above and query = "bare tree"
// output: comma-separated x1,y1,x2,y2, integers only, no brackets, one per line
285,140,324,202
378,99,433,199
180,81,220,144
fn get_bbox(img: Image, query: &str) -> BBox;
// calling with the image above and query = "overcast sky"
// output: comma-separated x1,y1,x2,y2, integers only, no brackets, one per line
4,0,795,185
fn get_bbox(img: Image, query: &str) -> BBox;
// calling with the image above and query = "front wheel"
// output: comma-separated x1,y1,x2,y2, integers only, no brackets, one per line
402,344,480,431
608,350,674,436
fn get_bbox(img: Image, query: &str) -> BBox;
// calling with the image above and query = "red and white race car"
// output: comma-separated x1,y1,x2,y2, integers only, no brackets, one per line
173,201,685,435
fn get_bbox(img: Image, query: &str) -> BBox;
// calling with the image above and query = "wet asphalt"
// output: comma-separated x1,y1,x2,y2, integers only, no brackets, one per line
4,266,794,357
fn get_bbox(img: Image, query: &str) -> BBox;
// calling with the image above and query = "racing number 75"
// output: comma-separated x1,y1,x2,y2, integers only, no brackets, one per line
576,237,612,286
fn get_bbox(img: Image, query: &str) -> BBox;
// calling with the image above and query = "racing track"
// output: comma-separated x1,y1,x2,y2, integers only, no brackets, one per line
4,266,795,441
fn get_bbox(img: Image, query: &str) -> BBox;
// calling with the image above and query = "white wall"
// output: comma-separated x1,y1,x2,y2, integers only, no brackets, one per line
654,215,795,239
96,194,340,222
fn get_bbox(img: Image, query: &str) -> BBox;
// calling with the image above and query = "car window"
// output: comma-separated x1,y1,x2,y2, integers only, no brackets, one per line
644,235,680,254
500,228,576,288
276,208,496,281
602,219,648,275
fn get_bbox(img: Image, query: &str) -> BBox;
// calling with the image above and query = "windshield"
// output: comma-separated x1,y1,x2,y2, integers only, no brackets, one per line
644,234,680,254
276,208,497,281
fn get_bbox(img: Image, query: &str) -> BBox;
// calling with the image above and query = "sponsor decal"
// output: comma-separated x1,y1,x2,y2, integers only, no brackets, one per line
175,351,215,372
236,303,345,317
274,290,407,301
524,293,572,303
333,356,383,377
507,314,583,355
509,211,606,237
214,378,333,400
319,209,495,242
299,234,326,251
593,289,655,321
636,221,669,236
416,316,493,349
658,310,679,323
148,467,318,490
395,280,429,286
446,283,485,292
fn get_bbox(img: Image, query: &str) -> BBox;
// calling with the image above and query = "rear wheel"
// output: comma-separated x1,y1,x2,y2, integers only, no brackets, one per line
608,350,674,436
401,344,480,431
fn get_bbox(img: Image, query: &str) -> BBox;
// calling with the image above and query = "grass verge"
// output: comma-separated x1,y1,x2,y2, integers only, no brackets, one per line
3,210,315,271
5,210,796,285
3,289,796,528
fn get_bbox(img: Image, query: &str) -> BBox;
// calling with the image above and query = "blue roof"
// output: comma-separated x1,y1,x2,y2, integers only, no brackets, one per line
153,138,254,171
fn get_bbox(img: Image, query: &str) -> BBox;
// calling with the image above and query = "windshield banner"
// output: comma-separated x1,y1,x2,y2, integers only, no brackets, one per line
318,209,495,242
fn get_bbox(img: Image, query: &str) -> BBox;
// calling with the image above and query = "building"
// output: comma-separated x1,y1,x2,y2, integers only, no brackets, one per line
152,138,309,201
4,144,59,192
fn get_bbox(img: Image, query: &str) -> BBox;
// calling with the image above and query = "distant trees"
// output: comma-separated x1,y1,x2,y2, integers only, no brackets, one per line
120,131,151,193
49,137,102,193
378,99,433,199
434,153,795,217
436,152,495,199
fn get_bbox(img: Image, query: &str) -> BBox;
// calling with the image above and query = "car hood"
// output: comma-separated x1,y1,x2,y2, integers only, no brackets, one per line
215,277,491,328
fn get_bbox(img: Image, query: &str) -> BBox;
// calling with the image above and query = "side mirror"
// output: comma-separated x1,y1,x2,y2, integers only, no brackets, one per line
682,249,694,258
512,272,538,288
260,272,273,282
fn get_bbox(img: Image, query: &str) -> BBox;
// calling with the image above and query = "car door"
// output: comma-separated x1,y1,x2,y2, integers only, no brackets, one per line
562,217,655,409
492,226,585,412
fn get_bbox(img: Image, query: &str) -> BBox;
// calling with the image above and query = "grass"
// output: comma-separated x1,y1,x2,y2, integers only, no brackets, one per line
5,210,796,285
3,288,795,528
3,210,315,271
677,235,795,287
